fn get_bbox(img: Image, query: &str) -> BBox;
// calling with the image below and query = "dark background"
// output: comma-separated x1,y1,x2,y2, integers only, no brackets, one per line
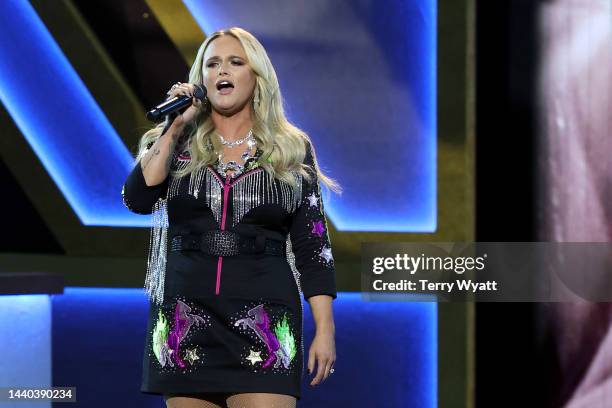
476,1,558,407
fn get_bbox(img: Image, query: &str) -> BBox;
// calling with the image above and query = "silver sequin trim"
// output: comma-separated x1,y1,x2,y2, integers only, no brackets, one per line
230,170,303,228
144,155,187,305
168,160,190,199
145,198,169,305
286,233,305,378
286,233,302,294
144,156,304,305
203,167,223,225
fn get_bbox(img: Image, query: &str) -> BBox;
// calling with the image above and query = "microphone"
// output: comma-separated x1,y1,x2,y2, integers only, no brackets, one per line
146,84,207,123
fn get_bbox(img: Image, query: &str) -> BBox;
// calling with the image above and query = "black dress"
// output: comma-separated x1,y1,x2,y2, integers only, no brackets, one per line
121,135,337,400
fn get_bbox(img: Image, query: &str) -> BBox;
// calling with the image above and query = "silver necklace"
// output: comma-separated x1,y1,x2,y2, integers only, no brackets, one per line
216,140,258,178
218,129,255,148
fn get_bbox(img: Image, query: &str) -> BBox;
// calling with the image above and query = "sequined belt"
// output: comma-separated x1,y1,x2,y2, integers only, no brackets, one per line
170,230,286,257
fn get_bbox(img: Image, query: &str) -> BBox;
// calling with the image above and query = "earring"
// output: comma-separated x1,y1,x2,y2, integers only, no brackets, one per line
253,94,260,106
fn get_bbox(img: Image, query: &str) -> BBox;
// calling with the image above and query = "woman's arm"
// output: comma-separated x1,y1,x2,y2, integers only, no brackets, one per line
122,82,201,214
141,123,182,186
307,294,336,386
121,122,183,215
288,141,337,300
140,82,202,184
288,138,337,386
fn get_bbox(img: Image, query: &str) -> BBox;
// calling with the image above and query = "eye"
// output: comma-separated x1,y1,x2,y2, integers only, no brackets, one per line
206,61,219,68
231,59,244,66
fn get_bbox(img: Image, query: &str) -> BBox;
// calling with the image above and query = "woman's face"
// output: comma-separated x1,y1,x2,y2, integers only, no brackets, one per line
202,35,257,116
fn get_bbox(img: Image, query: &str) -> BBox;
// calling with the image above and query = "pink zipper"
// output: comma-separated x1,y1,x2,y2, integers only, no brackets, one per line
215,174,232,295
209,167,264,295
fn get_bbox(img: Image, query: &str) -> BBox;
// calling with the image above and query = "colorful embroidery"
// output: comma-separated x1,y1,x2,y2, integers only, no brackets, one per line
319,246,334,263
233,303,298,374
167,300,207,368
150,298,211,373
184,348,200,364
152,310,170,366
297,177,335,268
244,159,261,171
246,349,263,365
311,220,325,237
274,314,297,366
306,192,319,208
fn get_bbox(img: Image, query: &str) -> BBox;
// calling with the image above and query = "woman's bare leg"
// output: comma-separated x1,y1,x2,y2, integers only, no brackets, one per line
164,393,228,408
226,393,296,408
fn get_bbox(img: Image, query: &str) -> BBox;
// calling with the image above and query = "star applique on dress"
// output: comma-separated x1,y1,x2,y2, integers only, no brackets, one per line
246,350,263,365
185,348,200,364
319,246,333,263
311,220,325,237
306,192,319,208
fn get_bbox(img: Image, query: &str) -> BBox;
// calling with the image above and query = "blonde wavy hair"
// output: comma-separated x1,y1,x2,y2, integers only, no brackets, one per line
135,27,341,194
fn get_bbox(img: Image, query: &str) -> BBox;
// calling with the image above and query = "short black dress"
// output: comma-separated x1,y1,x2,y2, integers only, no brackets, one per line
121,135,337,400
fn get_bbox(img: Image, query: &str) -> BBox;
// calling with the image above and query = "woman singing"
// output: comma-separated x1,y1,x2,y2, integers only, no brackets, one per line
121,27,340,408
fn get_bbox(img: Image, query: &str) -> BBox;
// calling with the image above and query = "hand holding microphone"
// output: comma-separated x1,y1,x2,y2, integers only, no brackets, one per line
146,82,207,128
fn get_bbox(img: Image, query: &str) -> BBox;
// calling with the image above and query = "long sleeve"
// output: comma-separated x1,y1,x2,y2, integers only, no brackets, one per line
121,154,169,215
289,140,337,300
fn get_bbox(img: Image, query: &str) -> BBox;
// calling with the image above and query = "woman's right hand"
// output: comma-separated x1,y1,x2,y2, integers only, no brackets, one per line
165,82,204,132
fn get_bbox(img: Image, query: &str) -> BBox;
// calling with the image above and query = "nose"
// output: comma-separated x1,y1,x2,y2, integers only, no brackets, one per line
218,61,228,76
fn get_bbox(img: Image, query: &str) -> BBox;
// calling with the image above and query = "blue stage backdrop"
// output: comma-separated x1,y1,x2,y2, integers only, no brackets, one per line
185,0,437,232
0,0,436,232
0,0,136,227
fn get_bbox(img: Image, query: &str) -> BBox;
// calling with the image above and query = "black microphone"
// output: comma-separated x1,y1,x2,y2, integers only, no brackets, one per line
146,84,207,123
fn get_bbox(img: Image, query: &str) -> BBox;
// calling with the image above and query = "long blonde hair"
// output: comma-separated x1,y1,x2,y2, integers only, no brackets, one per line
135,27,341,194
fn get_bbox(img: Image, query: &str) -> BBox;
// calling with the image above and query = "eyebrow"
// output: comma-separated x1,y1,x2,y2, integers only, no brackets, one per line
205,55,245,63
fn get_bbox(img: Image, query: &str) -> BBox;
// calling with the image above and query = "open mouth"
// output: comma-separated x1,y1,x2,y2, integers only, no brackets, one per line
216,80,234,93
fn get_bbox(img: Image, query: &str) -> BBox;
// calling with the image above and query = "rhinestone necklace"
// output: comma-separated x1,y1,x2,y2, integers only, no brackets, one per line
218,129,254,148
216,140,259,178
